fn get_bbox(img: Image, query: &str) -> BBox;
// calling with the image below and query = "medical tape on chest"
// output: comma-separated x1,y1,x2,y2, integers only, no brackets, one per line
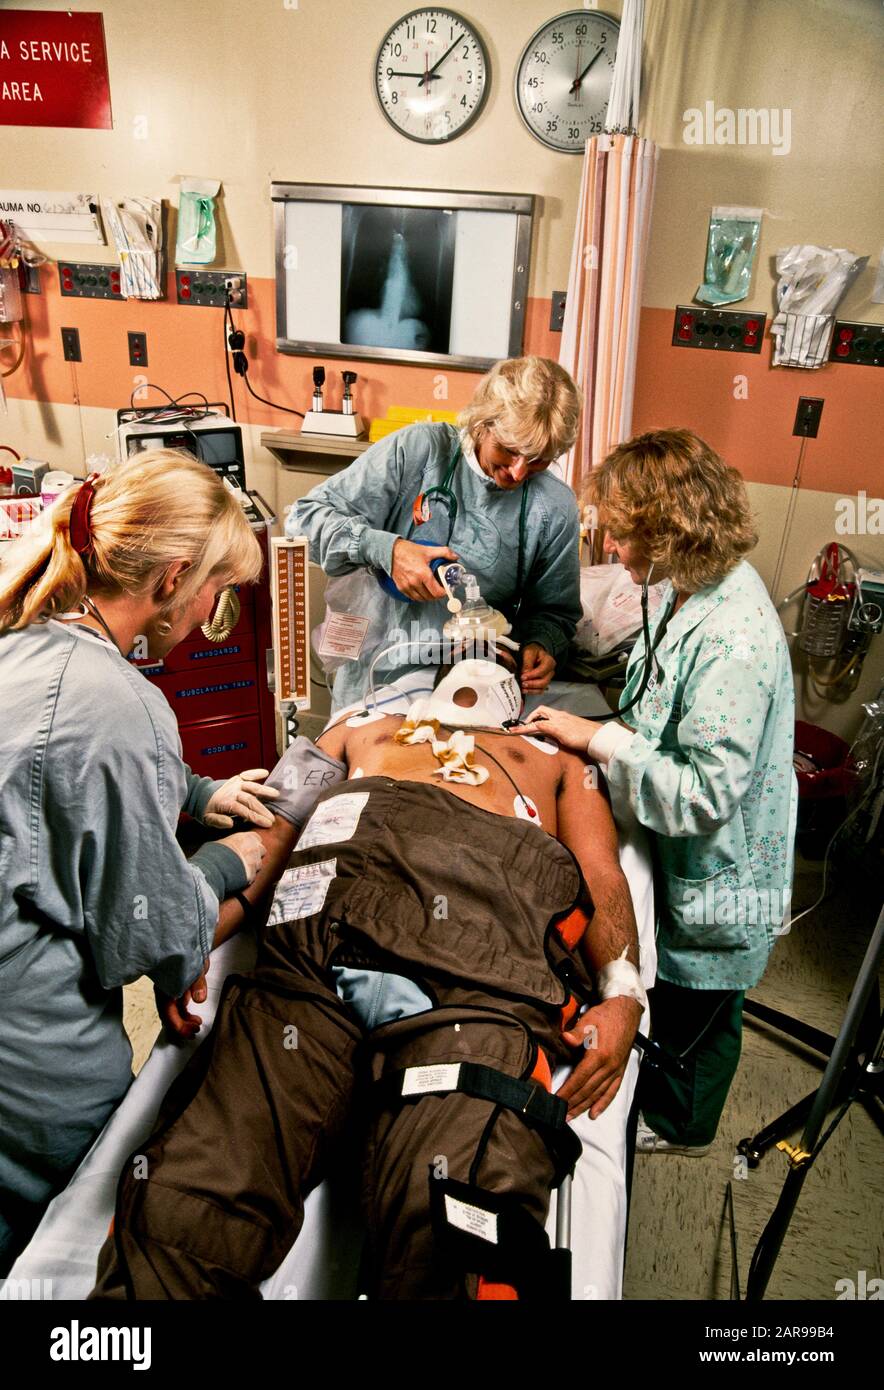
393,716,489,786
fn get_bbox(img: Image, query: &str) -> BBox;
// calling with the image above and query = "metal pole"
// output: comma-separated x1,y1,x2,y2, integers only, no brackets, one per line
746,902,884,1300
556,1172,572,1250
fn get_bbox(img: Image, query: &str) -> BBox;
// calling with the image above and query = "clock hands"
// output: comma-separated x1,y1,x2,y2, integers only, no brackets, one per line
386,32,468,88
420,31,464,85
569,45,604,94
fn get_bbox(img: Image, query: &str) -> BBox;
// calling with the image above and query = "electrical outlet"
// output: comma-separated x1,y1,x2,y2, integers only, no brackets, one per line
549,290,567,332
61,327,81,362
793,397,824,438
829,321,884,367
176,269,248,307
59,262,124,300
128,332,148,368
672,305,765,353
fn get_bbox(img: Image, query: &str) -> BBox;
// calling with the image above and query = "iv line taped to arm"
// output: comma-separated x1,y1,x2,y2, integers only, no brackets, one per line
596,947,648,1011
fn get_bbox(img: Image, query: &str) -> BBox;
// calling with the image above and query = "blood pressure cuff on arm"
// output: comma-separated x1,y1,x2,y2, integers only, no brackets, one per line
264,736,347,827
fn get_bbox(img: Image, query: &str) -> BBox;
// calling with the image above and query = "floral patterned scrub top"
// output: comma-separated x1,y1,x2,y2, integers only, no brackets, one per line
605,560,798,991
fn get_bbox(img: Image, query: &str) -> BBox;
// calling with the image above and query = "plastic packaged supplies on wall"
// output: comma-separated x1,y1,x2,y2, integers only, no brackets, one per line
101,196,163,300
574,563,666,657
175,177,221,265
695,206,762,306
771,244,868,368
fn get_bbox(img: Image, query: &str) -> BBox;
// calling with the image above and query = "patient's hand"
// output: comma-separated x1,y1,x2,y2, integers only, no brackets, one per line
558,996,642,1121
156,960,209,1042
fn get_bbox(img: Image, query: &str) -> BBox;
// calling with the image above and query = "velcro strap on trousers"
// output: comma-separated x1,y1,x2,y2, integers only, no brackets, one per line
383,1060,567,1131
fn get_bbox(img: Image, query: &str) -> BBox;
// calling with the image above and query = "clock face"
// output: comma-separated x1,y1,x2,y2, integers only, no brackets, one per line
375,8,490,144
515,10,620,153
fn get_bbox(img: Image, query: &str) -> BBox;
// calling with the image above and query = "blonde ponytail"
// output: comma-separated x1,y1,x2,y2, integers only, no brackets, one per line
0,450,263,635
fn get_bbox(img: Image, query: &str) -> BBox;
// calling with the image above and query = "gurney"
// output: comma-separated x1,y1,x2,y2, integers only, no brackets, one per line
10,678,656,1300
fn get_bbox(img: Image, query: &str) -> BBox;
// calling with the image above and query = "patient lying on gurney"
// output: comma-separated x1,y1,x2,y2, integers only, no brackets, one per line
91,659,643,1301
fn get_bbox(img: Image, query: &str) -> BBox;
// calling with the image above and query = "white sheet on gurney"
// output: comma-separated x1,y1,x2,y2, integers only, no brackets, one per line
11,678,655,1301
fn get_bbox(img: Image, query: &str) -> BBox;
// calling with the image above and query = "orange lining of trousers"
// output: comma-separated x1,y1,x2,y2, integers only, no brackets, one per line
476,905,590,1301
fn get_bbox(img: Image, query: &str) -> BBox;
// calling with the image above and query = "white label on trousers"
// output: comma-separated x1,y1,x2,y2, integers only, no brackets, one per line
401,1063,461,1096
444,1194,499,1245
267,859,336,923
318,612,370,660
298,792,370,849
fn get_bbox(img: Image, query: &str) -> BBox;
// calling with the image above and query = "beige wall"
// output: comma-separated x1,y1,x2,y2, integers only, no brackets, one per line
6,0,881,309
3,0,882,739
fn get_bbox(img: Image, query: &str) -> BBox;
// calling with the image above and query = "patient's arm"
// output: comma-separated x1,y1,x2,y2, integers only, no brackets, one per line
553,752,642,1121
159,813,301,1040
213,813,301,946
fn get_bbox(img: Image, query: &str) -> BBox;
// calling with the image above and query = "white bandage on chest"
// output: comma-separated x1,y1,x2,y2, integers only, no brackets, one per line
596,947,648,1011
394,717,489,786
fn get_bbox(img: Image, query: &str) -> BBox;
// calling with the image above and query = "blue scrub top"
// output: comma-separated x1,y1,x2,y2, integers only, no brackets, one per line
288,422,583,710
0,618,243,1253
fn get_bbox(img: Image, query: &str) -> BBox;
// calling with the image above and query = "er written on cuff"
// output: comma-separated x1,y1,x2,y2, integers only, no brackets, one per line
587,721,636,766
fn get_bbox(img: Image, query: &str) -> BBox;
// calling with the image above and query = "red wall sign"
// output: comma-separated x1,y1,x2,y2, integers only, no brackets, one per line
0,10,112,129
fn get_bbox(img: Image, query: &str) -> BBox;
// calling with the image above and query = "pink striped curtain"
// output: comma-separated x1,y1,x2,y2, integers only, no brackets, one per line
559,133,659,536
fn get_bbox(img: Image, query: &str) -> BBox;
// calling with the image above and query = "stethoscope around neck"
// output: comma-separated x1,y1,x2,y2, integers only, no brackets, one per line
400,437,531,619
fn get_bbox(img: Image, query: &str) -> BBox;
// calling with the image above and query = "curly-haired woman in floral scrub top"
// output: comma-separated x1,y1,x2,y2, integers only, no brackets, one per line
515,429,797,1156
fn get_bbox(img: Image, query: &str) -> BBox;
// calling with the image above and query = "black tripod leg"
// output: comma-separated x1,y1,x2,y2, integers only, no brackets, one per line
737,1064,860,1165
742,997,836,1057
746,905,884,1301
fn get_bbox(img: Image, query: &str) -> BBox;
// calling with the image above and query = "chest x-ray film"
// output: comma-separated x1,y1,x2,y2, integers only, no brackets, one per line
273,184,533,371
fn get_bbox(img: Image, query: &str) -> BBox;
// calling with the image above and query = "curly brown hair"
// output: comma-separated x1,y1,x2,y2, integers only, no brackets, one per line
583,428,758,591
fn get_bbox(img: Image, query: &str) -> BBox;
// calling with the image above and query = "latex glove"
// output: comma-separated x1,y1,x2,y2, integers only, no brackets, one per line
218,830,266,883
558,996,642,1121
203,769,280,828
519,643,556,694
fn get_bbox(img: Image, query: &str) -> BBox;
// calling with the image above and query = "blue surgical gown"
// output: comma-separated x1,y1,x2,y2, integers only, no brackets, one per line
287,422,582,710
